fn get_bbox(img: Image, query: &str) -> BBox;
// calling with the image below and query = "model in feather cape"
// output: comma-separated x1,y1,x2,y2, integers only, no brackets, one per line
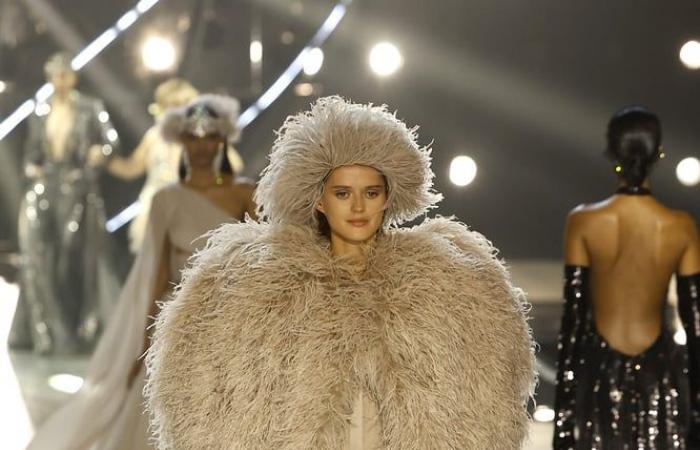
146,96,537,450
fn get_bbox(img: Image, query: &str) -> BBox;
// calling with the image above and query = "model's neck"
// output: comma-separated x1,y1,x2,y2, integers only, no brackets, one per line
617,177,651,190
52,89,72,103
186,166,218,189
329,234,374,265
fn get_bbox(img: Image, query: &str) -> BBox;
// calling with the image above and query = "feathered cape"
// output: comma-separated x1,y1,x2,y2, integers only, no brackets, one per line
146,217,536,450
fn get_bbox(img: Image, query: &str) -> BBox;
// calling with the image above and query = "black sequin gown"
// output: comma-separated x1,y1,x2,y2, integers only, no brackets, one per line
553,266,700,450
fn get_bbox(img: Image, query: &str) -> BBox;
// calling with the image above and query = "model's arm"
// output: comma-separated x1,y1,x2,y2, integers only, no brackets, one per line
244,183,258,220
553,210,590,449
86,100,119,168
23,115,44,179
127,216,171,388
107,127,155,180
677,215,700,447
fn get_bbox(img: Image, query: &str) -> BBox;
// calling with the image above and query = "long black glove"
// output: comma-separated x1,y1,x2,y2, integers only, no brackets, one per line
553,265,590,450
678,273,700,448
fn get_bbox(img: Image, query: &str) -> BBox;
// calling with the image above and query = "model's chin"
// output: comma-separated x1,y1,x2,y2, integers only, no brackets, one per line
335,227,380,245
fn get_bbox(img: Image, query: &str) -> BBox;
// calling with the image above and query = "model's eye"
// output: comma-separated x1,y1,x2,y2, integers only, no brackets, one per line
334,190,350,199
366,190,381,199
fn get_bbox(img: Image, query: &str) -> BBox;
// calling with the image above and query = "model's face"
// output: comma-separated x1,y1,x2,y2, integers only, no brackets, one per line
180,133,224,168
316,165,387,246
48,69,77,93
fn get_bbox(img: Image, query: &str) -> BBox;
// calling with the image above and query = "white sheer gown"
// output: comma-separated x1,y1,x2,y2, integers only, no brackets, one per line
27,183,237,450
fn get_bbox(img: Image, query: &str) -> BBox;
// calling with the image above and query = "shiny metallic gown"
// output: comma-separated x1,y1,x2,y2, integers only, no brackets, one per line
10,92,119,354
553,266,700,450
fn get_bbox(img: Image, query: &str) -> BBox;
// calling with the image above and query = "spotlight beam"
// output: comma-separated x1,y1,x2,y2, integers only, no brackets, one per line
106,0,352,233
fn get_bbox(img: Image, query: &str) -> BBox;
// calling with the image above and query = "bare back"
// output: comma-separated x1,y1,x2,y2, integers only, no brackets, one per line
565,194,697,356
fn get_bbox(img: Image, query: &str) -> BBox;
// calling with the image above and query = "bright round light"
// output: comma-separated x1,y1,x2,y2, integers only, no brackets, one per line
679,40,700,70
294,82,315,97
141,36,177,72
533,405,555,423
449,155,478,187
369,42,403,77
676,157,700,186
303,47,324,76
48,373,83,394
674,328,687,346
250,40,263,64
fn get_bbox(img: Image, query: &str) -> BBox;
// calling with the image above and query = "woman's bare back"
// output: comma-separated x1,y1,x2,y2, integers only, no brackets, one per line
565,194,696,356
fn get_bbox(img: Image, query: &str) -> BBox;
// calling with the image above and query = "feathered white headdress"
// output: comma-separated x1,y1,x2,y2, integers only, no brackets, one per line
255,96,442,228
160,94,241,142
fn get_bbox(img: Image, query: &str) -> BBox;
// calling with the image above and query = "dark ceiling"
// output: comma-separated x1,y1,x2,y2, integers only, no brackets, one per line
0,0,698,259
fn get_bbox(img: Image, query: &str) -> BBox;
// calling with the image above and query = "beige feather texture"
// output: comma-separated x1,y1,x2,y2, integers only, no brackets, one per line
159,93,241,143
145,218,536,450
254,96,443,228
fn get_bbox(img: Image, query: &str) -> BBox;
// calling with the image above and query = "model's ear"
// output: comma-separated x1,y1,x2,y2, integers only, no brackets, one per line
315,200,325,214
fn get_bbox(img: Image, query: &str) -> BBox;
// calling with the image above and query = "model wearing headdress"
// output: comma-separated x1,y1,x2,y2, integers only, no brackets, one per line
146,96,536,449
10,52,120,354
553,106,700,449
27,94,256,450
106,79,245,253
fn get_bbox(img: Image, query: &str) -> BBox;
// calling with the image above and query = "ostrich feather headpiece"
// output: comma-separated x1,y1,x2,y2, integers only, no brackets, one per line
160,94,241,142
255,96,442,228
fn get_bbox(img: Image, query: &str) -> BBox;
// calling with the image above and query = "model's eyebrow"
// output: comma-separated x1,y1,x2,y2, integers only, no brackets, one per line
330,184,385,190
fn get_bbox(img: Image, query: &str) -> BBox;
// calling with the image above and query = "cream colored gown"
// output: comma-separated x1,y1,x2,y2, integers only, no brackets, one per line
27,183,237,450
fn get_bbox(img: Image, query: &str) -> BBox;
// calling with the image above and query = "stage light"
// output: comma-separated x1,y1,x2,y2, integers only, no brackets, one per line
369,42,403,77
141,35,176,72
281,31,295,45
0,81,6,93
680,40,700,70
303,47,324,76
294,83,315,96
533,405,555,423
48,373,83,394
674,328,687,346
449,155,477,187
676,157,700,186
250,40,263,64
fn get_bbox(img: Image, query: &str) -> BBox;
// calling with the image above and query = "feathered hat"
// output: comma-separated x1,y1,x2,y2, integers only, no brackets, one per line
255,96,442,228
160,94,241,143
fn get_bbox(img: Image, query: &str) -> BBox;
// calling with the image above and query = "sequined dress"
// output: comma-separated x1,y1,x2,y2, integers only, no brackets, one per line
553,266,700,450
10,91,119,354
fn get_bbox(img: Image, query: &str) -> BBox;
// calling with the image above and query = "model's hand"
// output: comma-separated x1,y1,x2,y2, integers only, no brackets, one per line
126,359,142,389
87,145,106,168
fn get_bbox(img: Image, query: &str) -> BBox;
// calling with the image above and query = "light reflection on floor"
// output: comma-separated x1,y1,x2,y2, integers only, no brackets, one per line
0,277,33,450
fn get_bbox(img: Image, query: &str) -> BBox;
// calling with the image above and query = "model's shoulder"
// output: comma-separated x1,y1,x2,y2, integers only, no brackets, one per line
74,92,103,109
151,182,183,203
673,210,698,237
229,179,256,195
567,198,614,229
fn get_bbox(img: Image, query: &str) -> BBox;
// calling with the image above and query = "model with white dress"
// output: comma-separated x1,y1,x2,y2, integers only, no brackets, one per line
27,94,256,450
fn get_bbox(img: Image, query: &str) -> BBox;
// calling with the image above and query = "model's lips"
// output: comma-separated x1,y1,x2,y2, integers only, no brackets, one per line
347,219,369,227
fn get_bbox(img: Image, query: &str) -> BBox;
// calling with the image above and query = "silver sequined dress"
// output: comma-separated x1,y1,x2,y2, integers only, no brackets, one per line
10,91,119,354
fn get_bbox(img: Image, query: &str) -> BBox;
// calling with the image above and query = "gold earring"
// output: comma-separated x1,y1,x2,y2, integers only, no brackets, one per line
659,146,666,159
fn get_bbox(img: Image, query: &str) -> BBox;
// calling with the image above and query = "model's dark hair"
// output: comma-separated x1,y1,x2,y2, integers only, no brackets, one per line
178,138,234,182
605,106,662,187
